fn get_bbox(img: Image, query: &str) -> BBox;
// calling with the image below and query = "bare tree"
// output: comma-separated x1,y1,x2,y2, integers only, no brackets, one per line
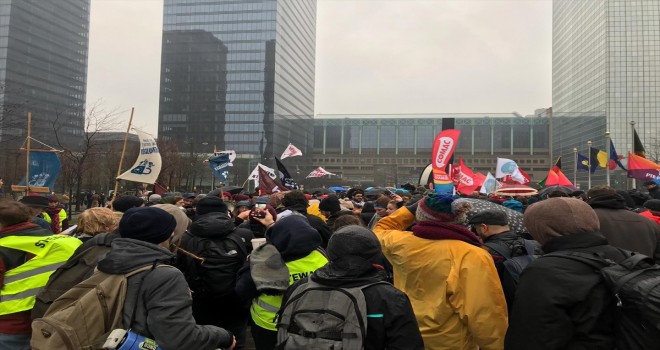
157,138,182,190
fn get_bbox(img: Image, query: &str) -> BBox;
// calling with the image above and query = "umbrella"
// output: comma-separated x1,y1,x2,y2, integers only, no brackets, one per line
493,184,538,197
328,186,347,192
538,185,574,198
306,188,333,195
452,198,528,236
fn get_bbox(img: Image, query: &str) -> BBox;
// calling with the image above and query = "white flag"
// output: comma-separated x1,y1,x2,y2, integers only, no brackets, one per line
495,158,526,184
216,150,236,166
480,172,502,195
306,167,336,178
117,129,161,184
247,163,277,185
281,143,303,159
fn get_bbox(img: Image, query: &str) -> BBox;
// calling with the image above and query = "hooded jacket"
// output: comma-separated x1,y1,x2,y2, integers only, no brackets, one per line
97,238,233,350
505,233,626,350
282,257,424,350
588,194,660,261
373,207,508,350
185,211,253,253
285,203,332,248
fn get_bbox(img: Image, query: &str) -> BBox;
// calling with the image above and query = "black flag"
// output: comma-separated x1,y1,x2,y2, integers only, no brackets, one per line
275,157,298,190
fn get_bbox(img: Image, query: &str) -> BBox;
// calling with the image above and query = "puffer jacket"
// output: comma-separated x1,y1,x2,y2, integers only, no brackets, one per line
97,238,233,350
373,207,508,350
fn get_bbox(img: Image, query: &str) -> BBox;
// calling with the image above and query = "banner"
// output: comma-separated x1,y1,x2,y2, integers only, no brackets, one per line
479,172,501,195
627,153,660,180
275,157,298,190
496,158,526,184
306,167,336,178
431,129,460,194
217,150,236,165
248,163,278,185
281,143,303,159
453,158,478,195
117,129,162,184
208,153,231,183
18,152,61,191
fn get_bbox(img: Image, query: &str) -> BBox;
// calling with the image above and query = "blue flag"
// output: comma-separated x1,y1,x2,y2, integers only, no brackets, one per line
19,152,61,190
610,140,626,171
577,153,590,172
208,153,231,183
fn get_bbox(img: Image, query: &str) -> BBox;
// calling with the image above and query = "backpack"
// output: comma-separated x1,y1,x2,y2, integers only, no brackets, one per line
546,250,660,350
486,239,538,286
31,264,168,350
180,232,248,298
31,232,114,319
275,280,388,350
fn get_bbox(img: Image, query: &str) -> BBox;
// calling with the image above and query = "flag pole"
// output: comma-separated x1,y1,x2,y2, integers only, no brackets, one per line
587,140,592,190
573,147,577,186
25,112,32,195
113,108,134,200
605,131,611,186
631,121,637,189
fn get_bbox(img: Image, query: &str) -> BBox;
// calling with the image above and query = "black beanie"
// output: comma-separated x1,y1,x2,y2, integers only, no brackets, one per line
327,225,382,263
112,195,145,213
644,199,660,212
119,207,177,244
196,196,228,216
319,195,341,214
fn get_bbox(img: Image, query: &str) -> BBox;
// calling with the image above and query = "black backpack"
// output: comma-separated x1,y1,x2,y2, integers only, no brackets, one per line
31,232,114,319
546,250,660,350
179,231,248,298
486,239,538,286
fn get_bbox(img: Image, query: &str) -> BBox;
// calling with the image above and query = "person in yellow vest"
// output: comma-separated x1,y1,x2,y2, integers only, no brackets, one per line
0,200,81,349
236,212,328,350
42,195,68,234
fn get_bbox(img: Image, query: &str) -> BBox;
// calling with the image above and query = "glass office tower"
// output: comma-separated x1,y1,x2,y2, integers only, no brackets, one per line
0,0,89,149
159,0,316,167
553,0,660,181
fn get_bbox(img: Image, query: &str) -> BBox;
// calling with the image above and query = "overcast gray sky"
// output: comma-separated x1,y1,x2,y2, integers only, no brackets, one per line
87,0,552,136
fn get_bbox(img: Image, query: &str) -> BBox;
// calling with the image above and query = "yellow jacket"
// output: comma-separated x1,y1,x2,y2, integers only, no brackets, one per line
373,207,508,350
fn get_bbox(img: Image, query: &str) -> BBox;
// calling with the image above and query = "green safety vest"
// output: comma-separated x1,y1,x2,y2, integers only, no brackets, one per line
251,249,328,331
0,234,82,315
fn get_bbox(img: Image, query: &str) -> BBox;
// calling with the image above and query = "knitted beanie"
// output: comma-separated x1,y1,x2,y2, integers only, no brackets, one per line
416,193,457,222
319,195,341,214
196,196,229,216
119,207,177,244
524,197,600,245
111,195,144,213
644,199,660,212
327,225,381,263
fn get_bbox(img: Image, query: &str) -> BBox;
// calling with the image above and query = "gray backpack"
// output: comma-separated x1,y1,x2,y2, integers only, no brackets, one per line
275,280,387,350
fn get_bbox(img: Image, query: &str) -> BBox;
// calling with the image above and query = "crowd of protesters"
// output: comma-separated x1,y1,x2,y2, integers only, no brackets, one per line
1,179,660,350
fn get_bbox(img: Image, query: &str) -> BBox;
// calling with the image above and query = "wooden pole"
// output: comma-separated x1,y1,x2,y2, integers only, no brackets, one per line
25,112,31,194
113,108,134,200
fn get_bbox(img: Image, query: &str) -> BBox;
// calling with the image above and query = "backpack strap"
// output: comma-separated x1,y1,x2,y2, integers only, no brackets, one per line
225,233,248,257
523,240,537,256
544,250,613,270
485,242,512,260
126,262,173,330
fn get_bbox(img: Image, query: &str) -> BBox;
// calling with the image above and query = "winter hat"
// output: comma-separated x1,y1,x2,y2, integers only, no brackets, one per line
222,192,232,199
153,204,191,245
119,207,177,244
319,195,341,214
643,180,657,186
327,225,381,263
182,193,196,200
196,196,229,216
148,194,162,203
111,195,144,213
266,215,321,260
233,194,249,201
467,209,508,226
502,199,523,213
644,199,660,212
20,195,49,208
250,243,289,294
416,193,457,222
235,200,250,208
46,195,59,203
524,197,600,245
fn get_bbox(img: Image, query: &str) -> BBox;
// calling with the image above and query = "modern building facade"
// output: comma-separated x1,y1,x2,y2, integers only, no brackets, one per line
158,0,316,179
553,0,660,183
311,114,551,187
0,0,90,149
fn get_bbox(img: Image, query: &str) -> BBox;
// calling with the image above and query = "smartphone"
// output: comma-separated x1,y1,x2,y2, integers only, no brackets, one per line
252,203,267,218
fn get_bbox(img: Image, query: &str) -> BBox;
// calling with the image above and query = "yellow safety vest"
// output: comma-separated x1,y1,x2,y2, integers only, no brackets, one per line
0,235,82,315
43,209,67,232
251,249,328,331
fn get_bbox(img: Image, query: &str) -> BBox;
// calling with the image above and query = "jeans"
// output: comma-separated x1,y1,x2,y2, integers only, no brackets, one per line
0,333,31,350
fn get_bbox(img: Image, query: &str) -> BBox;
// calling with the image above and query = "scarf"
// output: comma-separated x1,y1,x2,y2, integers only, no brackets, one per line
44,207,62,234
412,220,483,247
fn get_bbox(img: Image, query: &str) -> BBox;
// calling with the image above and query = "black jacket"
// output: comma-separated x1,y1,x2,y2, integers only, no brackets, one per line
588,194,660,262
281,257,424,350
505,233,627,350
649,186,660,200
286,204,332,248
97,238,233,350
184,211,253,254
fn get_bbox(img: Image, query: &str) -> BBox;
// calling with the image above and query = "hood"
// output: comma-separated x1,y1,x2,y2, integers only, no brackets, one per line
190,212,235,238
311,256,386,288
97,238,175,274
484,231,520,244
286,203,309,215
588,193,626,210
266,215,321,261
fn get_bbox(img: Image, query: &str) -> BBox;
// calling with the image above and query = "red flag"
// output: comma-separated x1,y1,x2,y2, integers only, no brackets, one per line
473,172,487,188
258,167,286,194
454,158,479,194
544,169,573,187
627,152,660,180
153,182,167,195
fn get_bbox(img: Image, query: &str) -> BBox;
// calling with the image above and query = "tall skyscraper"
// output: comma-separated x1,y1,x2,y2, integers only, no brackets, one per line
0,0,90,149
159,0,317,167
553,0,660,181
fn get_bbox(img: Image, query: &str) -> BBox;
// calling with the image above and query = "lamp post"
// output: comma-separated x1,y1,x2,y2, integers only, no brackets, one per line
631,121,637,189
573,147,578,186
605,131,611,186
587,140,592,189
